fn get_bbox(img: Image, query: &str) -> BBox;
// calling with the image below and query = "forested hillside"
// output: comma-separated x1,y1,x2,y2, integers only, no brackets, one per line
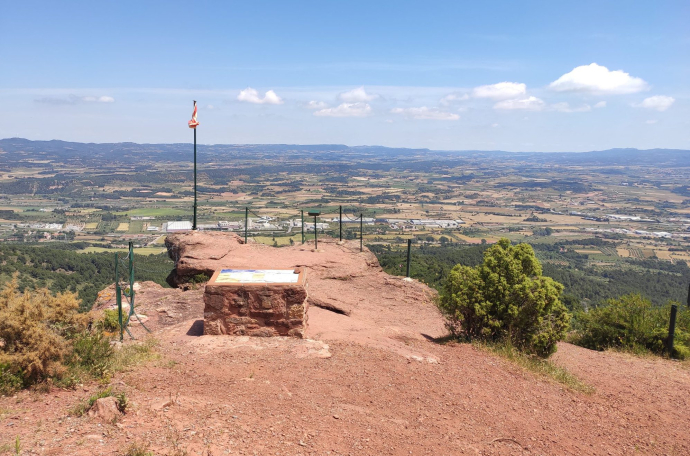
370,240,690,308
0,244,173,311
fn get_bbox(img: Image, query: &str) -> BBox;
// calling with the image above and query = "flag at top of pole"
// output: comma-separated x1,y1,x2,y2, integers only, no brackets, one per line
190,100,199,230
188,100,199,128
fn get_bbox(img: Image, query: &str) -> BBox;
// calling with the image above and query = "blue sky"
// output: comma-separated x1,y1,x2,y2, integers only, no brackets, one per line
1,0,688,151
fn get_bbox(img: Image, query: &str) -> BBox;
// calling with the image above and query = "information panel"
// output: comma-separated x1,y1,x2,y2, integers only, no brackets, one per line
213,269,300,284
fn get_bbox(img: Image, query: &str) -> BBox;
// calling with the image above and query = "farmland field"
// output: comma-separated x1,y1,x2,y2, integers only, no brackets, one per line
116,207,192,217
0,139,688,303
78,246,167,255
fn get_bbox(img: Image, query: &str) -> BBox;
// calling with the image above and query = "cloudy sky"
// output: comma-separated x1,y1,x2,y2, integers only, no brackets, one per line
1,0,688,151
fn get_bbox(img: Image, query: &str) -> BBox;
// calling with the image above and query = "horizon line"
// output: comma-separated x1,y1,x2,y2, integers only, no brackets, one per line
1,137,688,155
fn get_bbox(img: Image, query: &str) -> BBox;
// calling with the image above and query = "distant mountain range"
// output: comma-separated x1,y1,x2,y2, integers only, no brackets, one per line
1,138,688,167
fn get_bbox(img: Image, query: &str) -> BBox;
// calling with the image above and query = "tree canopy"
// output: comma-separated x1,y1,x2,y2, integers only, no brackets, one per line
440,238,570,357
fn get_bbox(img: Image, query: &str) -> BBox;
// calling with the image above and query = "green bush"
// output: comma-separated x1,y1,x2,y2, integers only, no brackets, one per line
67,330,114,378
189,273,211,284
98,309,121,332
571,294,689,359
0,363,23,395
440,238,570,358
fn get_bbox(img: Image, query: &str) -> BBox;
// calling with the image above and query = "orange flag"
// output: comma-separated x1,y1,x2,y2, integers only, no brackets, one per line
188,101,199,128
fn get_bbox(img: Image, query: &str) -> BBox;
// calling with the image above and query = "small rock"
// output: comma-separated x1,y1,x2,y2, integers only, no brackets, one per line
151,398,175,411
88,397,122,423
333,415,339,420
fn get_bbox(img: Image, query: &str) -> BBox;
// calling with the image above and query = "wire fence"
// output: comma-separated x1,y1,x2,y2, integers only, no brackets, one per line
113,241,152,341
113,204,423,339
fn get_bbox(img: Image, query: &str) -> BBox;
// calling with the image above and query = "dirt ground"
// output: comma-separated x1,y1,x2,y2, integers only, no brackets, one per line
2,321,689,455
2,236,690,455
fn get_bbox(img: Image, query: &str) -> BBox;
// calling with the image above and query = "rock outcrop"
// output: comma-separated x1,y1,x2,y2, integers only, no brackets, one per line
152,231,444,354
165,231,248,287
92,281,205,333
203,277,308,337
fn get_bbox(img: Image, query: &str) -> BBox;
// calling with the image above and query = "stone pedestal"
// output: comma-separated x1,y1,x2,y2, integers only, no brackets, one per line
203,268,307,337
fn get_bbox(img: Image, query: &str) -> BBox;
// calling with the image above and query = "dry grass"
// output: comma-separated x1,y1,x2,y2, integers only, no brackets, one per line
123,441,154,456
477,342,595,394
110,337,160,373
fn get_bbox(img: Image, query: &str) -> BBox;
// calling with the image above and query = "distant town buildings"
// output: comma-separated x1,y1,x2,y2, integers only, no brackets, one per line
64,223,85,232
218,220,242,230
305,222,331,231
164,221,193,232
24,223,64,230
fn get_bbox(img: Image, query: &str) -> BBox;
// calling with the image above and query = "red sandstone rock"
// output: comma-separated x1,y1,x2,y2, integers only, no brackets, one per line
160,231,444,349
203,273,309,337
87,397,121,423
92,281,205,333
165,231,247,286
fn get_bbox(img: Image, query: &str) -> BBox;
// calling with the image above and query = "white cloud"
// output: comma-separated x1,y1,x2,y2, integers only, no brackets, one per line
472,82,526,100
339,87,377,102
390,107,460,120
646,119,658,124
440,93,469,105
549,63,648,94
35,94,115,104
593,101,607,109
314,102,371,117
550,102,591,113
82,95,114,103
237,87,284,104
206,104,215,110
306,100,328,109
634,95,675,111
491,123,499,128
493,96,545,111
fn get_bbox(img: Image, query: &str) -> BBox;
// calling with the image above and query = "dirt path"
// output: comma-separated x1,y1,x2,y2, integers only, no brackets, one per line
2,234,689,455
2,322,689,455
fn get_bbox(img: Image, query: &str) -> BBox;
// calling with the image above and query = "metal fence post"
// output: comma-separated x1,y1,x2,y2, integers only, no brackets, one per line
668,304,678,355
128,241,135,318
116,283,123,342
128,242,134,290
339,205,343,242
406,239,412,278
301,210,304,245
114,253,123,341
244,207,248,244
314,214,318,249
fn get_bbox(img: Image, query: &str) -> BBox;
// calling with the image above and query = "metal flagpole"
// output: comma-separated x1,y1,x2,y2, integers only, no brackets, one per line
188,100,199,230
193,126,197,230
